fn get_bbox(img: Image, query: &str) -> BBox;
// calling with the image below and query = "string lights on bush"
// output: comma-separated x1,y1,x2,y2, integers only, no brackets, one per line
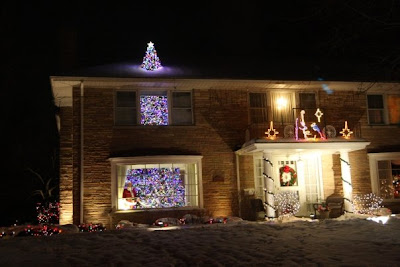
352,193,383,215
274,191,300,219
36,202,60,224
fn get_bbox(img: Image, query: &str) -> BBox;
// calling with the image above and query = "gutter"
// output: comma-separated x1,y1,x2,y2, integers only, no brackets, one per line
80,81,84,224
236,153,241,218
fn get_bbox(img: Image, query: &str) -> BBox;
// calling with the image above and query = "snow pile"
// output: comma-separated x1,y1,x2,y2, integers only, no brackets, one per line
0,214,399,266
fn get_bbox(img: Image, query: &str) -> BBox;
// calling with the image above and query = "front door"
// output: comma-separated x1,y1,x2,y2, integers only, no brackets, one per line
274,158,307,216
274,155,323,217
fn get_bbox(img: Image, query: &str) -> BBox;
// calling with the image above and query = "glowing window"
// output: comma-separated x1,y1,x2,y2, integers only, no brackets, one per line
369,152,400,200
114,156,202,211
140,93,168,125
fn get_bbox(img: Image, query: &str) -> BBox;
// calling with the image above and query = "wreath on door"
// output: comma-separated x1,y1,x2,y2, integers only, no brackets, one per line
279,165,297,186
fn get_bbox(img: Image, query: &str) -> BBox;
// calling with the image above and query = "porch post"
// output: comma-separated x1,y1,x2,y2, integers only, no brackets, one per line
339,151,353,213
263,153,275,219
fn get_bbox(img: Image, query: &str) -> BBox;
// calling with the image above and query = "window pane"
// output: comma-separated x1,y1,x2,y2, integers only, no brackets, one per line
117,162,199,210
250,109,268,123
172,108,192,125
367,95,384,109
368,110,384,124
249,93,266,107
249,93,268,123
115,108,137,125
299,93,316,108
140,95,168,125
271,92,294,123
388,95,400,124
116,91,136,107
173,92,191,108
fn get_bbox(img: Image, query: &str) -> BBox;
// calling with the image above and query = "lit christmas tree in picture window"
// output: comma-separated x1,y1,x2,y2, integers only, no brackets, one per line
141,41,162,71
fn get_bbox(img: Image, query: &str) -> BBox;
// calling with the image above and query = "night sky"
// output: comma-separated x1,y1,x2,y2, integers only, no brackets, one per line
2,2,399,225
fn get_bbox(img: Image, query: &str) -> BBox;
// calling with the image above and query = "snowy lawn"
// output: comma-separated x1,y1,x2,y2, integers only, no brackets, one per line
0,214,399,266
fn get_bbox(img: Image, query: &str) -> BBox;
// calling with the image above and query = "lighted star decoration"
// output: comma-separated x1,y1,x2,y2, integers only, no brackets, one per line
339,121,353,139
314,108,323,122
147,41,154,48
265,121,279,139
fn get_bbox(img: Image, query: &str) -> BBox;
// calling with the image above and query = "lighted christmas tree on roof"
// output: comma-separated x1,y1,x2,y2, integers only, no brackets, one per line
141,41,162,71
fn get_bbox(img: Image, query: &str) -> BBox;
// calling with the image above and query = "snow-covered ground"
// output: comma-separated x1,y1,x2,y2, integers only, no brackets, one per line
0,213,399,266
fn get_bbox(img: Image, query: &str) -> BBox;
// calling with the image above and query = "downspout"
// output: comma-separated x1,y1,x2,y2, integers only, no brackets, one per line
236,153,242,218
80,81,84,224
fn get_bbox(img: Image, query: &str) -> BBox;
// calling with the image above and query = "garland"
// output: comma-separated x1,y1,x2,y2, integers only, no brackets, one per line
279,165,297,186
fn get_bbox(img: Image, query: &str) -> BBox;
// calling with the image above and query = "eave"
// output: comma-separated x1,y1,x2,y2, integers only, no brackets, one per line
236,138,371,156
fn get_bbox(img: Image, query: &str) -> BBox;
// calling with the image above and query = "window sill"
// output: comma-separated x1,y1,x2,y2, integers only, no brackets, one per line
362,124,399,129
114,207,202,213
113,124,196,129
383,199,400,203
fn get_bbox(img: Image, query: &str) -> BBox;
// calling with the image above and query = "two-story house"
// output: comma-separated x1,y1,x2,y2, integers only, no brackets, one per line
51,61,400,228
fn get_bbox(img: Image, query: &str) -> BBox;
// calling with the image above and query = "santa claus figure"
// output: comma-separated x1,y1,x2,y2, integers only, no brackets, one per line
123,181,136,198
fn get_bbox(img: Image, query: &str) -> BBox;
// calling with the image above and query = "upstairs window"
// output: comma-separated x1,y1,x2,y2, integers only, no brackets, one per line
249,93,268,124
299,93,316,109
367,95,385,125
171,92,193,125
115,91,137,125
140,91,168,125
367,94,400,125
271,92,294,124
115,90,193,126
298,92,317,123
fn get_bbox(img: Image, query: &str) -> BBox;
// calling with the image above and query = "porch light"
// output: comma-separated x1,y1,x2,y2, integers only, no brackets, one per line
276,97,287,110
277,97,287,126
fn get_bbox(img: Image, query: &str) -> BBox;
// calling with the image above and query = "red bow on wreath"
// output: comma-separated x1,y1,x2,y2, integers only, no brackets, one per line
283,165,290,173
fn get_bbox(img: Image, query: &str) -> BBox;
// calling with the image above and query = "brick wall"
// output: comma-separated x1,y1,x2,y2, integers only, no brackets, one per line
62,87,251,227
58,85,400,227
59,106,73,225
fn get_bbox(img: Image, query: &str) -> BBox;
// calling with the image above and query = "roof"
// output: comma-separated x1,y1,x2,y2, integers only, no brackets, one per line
53,57,397,82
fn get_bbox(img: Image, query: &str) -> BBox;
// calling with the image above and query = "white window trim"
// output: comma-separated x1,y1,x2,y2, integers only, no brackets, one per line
109,155,203,211
114,89,194,126
368,152,400,202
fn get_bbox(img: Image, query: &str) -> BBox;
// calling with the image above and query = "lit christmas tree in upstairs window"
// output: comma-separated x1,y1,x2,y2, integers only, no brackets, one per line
141,41,162,71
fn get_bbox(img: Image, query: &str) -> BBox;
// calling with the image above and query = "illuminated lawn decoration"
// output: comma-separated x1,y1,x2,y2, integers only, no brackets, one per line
299,110,311,139
352,193,383,215
311,123,326,139
339,121,353,139
141,41,162,71
275,191,300,219
124,168,185,209
265,121,279,139
36,201,59,224
314,108,323,122
140,95,168,125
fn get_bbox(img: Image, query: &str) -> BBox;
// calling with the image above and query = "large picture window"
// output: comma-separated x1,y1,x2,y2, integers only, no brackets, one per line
111,156,202,211
369,152,400,200
115,90,193,126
